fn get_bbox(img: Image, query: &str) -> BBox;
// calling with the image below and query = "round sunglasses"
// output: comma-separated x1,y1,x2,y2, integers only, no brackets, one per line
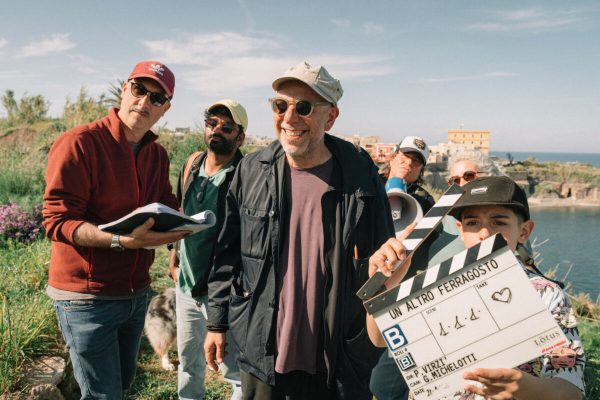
129,80,170,107
269,98,331,117
448,170,478,185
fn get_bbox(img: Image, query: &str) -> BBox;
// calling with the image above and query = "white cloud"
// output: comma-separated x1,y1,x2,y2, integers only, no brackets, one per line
0,69,40,81
310,54,396,79
143,32,397,94
468,7,584,32
364,22,384,35
0,38,7,48
331,18,351,28
67,54,100,75
20,33,75,57
182,56,294,94
425,72,517,83
142,32,279,66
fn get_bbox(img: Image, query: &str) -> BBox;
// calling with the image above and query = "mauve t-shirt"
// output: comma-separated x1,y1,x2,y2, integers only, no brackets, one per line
275,157,334,374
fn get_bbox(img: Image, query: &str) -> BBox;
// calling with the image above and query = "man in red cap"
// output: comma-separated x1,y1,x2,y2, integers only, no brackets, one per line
43,60,185,399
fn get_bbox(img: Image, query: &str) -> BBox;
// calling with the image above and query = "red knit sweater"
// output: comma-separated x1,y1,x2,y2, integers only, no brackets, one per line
43,108,178,295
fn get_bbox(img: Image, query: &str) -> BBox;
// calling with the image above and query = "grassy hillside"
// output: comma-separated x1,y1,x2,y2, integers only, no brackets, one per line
0,123,598,399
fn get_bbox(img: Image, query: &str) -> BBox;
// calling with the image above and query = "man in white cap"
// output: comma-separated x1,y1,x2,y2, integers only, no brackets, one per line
169,99,247,400
386,136,435,211
43,60,186,399
205,62,393,399
370,136,436,400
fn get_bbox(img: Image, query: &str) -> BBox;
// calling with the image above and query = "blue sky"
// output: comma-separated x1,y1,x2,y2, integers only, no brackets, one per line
1,0,599,152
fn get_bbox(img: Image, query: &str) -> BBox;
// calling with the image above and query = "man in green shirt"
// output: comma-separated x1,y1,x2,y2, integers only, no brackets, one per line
169,99,247,400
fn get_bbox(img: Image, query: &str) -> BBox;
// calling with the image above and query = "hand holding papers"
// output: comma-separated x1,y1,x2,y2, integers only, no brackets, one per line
98,202,216,235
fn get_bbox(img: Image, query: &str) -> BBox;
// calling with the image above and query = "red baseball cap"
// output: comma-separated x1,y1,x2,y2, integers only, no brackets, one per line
128,61,175,98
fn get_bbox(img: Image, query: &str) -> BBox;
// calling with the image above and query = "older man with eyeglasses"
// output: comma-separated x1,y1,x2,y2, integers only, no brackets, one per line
204,62,394,399
169,100,247,400
43,60,186,399
448,158,482,186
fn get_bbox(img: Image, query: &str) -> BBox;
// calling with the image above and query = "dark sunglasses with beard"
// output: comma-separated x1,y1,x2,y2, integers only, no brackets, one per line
205,125,241,156
205,118,238,134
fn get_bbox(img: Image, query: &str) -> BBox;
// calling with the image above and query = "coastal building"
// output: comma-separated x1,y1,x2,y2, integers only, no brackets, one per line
372,143,397,163
337,134,380,155
448,129,490,155
245,135,274,147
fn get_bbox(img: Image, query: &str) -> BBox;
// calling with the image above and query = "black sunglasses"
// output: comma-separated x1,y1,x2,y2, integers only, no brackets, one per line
268,98,331,117
129,80,170,107
196,176,209,203
205,118,238,134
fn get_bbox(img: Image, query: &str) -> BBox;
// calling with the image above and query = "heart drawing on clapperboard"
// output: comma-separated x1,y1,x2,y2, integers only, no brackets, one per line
491,287,512,303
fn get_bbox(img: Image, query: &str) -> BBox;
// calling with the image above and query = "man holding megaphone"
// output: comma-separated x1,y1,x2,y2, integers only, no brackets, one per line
370,136,435,400
385,136,435,237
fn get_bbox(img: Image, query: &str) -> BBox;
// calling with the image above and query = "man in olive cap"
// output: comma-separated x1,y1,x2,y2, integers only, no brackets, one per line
205,62,393,399
170,99,247,400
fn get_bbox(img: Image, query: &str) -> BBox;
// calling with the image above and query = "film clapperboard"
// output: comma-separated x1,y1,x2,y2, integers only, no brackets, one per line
358,184,465,301
361,220,570,400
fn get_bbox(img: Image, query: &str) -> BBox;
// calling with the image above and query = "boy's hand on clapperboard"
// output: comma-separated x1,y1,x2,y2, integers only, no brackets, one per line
368,222,417,278
463,368,525,399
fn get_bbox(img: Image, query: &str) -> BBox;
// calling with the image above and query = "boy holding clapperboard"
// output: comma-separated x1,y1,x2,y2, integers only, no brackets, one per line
366,176,585,399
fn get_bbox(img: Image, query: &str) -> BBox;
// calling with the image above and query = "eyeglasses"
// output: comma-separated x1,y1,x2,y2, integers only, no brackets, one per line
205,118,238,134
129,80,170,107
268,98,331,117
448,170,478,185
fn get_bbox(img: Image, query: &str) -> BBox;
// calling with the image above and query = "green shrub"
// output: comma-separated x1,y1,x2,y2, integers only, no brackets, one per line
158,131,206,184
0,240,56,393
579,320,600,399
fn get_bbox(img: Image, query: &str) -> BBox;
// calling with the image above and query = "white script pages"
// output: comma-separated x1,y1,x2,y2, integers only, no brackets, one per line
98,202,216,235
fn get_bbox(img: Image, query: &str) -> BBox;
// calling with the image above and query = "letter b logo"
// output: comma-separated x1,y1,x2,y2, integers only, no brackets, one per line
382,324,408,350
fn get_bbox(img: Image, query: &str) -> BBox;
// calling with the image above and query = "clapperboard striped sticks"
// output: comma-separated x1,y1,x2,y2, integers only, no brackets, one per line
357,183,465,300
364,234,508,314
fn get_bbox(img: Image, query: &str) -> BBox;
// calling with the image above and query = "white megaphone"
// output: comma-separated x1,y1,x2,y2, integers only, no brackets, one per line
387,180,423,238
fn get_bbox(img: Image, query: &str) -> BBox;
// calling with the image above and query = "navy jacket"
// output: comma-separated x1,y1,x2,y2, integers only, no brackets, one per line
207,134,394,398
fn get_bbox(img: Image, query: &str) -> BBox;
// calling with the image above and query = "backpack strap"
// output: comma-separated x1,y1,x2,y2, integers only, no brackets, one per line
181,151,204,194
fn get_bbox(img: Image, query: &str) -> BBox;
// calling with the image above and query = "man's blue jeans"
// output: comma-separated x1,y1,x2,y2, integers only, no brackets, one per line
54,294,148,400
176,287,242,400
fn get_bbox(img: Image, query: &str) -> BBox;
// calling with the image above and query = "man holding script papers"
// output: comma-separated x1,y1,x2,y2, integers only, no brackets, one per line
366,176,585,399
169,100,246,400
43,60,186,399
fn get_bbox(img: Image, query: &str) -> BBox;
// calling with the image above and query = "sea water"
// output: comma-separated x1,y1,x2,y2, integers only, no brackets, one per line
530,207,600,301
490,151,600,168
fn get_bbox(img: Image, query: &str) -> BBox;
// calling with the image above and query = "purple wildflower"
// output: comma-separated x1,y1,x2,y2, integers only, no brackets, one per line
0,203,44,244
